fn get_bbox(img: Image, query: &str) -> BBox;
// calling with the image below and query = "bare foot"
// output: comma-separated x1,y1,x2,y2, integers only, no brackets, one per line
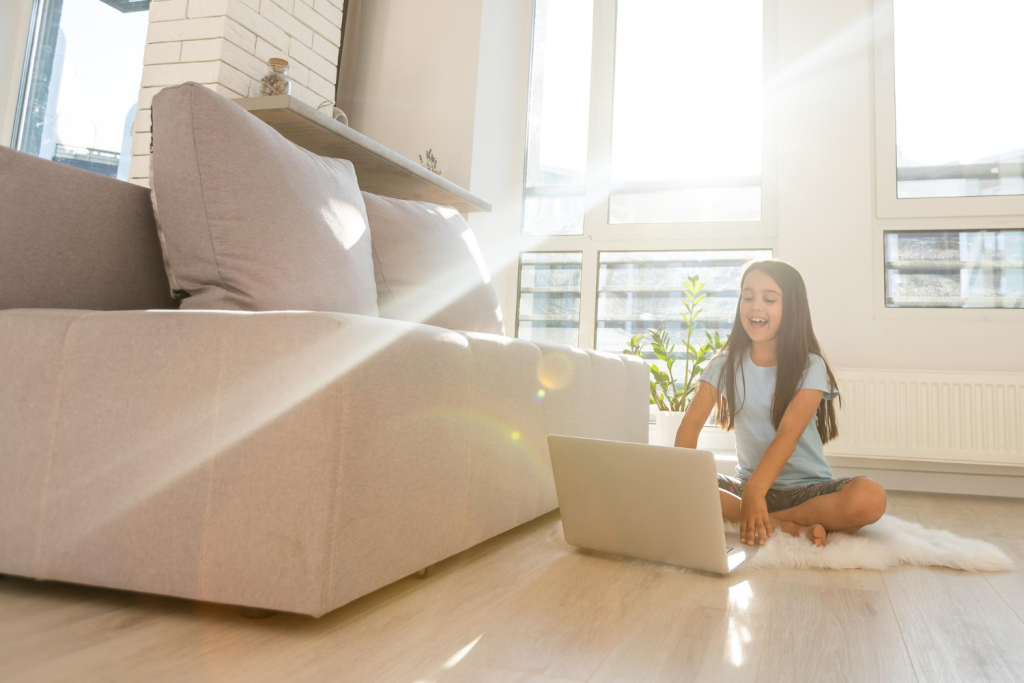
771,518,828,547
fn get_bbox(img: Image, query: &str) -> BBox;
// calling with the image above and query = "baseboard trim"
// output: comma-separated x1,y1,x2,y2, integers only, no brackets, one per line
709,450,1024,499
825,453,1024,477
828,466,1024,498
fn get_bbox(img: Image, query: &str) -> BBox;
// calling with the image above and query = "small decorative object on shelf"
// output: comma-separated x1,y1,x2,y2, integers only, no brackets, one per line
260,58,292,96
419,148,441,176
316,100,349,126
233,96,492,211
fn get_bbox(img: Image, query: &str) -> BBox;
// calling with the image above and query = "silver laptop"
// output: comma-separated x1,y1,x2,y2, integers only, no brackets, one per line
548,435,757,575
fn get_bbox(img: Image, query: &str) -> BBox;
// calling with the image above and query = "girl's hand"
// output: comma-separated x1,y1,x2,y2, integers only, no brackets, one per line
739,491,773,546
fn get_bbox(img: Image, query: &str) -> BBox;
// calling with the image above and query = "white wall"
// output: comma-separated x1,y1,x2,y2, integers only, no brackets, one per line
465,0,532,328
342,0,1024,374
337,0,527,332
776,0,880,366
336,0,483,191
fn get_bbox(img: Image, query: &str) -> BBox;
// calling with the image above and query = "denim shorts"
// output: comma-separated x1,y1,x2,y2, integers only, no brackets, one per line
717,473,864,513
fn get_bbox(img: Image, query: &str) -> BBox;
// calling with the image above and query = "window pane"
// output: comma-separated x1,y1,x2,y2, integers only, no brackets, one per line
523,0,594,236
596,249,772,354
14,0,149,180
893,0,1024,198
610,0,762,224
517,252,583,346
884,230,1024,308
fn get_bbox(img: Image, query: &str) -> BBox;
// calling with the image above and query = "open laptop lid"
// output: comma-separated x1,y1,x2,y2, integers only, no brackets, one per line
548,435,735,575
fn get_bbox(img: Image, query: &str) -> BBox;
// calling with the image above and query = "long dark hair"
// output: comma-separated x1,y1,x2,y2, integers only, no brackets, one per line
712,259,841,443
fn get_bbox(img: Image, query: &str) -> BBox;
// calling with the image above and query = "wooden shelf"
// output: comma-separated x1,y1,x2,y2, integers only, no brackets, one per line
234,95,491,213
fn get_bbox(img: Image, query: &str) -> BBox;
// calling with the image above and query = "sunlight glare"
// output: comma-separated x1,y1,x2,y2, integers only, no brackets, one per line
324,199,367,249
728,580,753,612
727,617,743,666
727,548,748,571
459,229,492,284
442,634,483,670
726,617,753,667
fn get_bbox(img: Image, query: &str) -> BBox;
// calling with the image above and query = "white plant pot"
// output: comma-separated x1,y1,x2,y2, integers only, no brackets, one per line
653,410,684,446
653,411,739,450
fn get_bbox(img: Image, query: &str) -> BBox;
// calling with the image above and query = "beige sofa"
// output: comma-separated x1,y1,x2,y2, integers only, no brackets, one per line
0,146,649,617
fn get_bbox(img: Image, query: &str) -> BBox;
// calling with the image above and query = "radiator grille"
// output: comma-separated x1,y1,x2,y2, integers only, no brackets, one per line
825,370,1024,466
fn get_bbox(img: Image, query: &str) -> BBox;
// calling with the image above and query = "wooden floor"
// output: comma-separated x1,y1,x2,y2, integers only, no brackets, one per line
1,491,1022,683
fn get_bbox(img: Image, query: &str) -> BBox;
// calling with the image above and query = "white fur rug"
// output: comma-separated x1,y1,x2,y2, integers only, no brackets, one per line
725,515,1014,572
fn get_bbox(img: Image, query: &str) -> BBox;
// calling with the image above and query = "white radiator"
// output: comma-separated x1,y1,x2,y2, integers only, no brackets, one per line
826,369,1024,467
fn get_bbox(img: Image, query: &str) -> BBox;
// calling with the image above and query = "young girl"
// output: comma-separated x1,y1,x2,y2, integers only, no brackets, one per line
676,259,887,548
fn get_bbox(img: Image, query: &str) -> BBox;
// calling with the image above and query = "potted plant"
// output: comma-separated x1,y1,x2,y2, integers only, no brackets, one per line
623,274,726,446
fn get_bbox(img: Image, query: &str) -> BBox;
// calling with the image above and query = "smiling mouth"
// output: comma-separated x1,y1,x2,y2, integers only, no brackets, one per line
750,317,768,329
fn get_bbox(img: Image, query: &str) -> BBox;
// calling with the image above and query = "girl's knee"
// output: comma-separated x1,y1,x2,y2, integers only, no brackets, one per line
848,477,887,523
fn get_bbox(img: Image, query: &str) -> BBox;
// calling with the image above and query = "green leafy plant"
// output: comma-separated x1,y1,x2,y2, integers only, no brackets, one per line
623,274,726,412
418,149,441,175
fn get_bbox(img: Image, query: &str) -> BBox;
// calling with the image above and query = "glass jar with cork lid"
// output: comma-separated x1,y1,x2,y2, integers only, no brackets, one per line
260,58,292,96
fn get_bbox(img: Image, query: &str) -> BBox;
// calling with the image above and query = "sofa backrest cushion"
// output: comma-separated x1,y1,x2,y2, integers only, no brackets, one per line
0,146,174,311
362,192,505,335
150,82,379,315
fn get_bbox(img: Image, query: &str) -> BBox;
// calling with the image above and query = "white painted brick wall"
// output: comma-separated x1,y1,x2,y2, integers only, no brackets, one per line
143,41,183,65
187,0,230,19
128,0,343,186
312,33,339,64
179,38,222,62
149,0,188,22
224,18,258,52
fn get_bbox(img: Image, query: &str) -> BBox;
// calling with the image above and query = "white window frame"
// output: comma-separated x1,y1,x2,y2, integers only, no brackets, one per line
514,0,780,351
2,0,36,146
873,0,1024,220
871,0,1024,321
870,218,1024,322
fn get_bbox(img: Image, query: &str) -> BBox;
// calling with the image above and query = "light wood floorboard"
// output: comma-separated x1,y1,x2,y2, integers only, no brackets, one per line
0,491,1020,683
985,535,1024,621
755,580,916,682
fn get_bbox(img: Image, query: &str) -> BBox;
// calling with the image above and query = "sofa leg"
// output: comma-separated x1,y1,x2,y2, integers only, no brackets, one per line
416,565,436,579
240,607,278,619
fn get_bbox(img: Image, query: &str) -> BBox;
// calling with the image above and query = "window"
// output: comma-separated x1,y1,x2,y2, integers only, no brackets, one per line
522,0,594,236
596,250,771,352
892,0,1024,200
874,0,1024,218
13,0,150,180
873,0,1024,315
515,0,776,355
516,252,584,346
884,229,1024,309
609,0,762,224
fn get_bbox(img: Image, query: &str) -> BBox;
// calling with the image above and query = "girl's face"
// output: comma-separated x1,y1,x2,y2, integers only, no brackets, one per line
740,269,783,342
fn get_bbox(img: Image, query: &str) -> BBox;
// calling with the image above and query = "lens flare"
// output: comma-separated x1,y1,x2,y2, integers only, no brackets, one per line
538,353,574,390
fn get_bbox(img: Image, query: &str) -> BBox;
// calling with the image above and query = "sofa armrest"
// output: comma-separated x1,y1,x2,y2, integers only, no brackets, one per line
0,308,472,612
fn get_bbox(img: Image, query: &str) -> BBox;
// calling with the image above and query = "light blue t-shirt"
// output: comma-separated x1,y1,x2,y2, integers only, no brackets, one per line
699,348,840,491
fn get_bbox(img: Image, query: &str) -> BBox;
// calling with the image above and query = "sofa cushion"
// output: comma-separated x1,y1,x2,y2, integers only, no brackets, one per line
150,82,378,315
363,192,504,335
0,146,174,311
